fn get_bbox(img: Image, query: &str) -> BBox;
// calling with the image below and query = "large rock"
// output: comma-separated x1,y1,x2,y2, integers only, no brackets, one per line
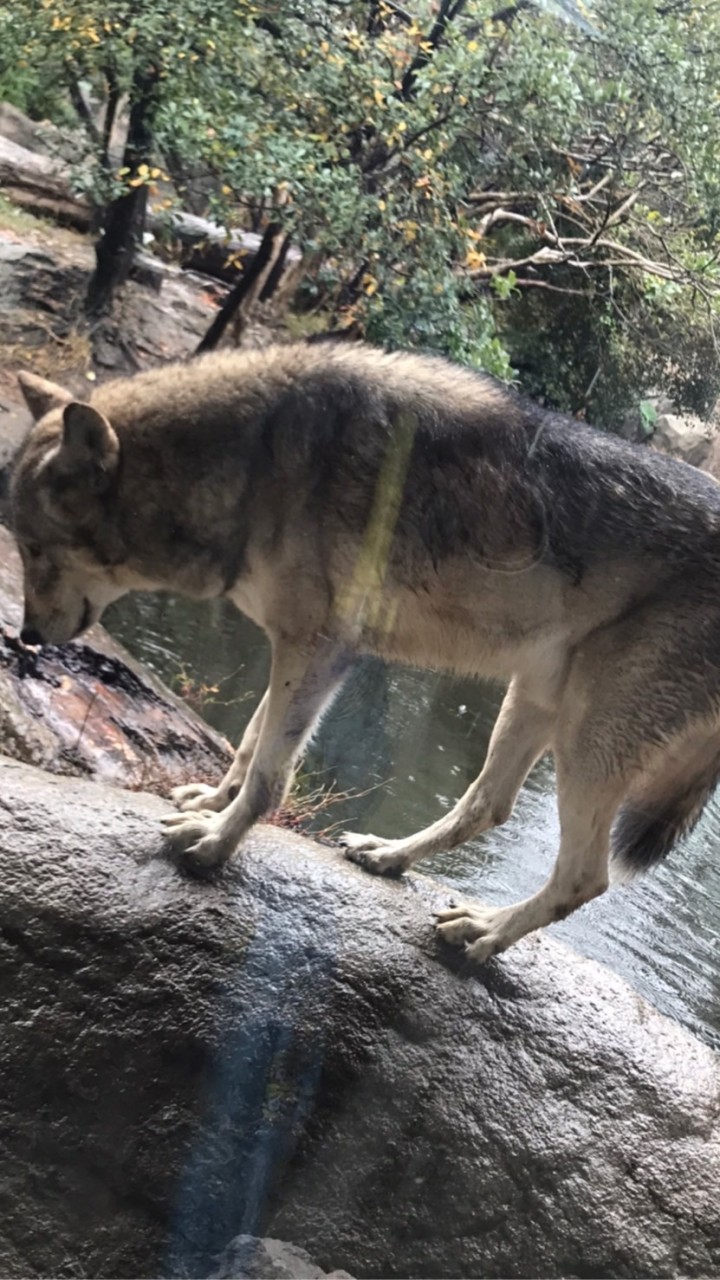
0,757,718,1279
0,134,93,229
0,101,87,162
651,412,717,467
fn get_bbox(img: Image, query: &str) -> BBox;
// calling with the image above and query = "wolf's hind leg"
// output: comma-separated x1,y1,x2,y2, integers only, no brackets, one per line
171,691,268,813
342,681,553,874
163,638,352,868
437,770,621,961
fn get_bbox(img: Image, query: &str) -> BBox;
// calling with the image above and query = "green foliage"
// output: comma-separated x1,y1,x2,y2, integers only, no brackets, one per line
3,0,720,414
639,401,658,437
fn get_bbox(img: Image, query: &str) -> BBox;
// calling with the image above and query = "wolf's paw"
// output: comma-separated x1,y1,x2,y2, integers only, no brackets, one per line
435,903,508,963
341,832,409,877
170,782,230,813
161,809,234,870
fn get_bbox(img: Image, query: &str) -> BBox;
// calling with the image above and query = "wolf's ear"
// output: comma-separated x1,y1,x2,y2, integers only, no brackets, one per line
57,402,120,492
17,371,73,421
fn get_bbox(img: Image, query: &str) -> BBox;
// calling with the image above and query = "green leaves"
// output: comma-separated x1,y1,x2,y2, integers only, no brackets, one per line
5,0,720,413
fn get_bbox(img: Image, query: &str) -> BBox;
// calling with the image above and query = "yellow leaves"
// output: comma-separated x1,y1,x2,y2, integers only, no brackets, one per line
362,273,379,297
221,183,233,195
373,87,385,108
320,40,330,54
401,220,419,242
465,248,487,270
127,164,167,188
415,175,431,189
225,249,248,271
377,198,387,211
467,39,479,53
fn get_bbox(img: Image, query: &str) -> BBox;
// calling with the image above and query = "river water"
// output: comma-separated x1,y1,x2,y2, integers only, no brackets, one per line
106,592,720,1052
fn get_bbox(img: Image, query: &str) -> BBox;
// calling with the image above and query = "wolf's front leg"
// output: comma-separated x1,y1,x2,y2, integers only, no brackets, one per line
171,690,268,813
162,638,352,869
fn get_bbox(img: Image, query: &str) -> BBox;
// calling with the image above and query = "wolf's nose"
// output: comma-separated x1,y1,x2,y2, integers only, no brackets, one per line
20,626,44,646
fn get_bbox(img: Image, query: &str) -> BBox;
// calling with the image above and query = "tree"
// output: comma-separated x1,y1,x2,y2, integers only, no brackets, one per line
173,0,720,412
0,0,251,316
3,0,720,419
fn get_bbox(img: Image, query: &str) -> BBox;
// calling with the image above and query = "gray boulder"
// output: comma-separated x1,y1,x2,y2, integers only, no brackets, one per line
0,756,718,1279
209,1235,352,1279
0,101,57,155
651,412,716,467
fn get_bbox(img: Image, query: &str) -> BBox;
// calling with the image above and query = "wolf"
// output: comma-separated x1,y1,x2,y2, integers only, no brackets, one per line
10,342,720,962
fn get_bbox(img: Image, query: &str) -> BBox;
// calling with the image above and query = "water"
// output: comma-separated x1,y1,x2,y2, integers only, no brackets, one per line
106,592,720,1052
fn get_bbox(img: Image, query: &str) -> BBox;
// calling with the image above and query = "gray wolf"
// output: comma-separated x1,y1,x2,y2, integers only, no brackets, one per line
10,343,720,962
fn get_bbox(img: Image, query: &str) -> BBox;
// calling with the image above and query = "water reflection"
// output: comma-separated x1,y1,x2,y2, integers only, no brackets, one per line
105,593,720,1052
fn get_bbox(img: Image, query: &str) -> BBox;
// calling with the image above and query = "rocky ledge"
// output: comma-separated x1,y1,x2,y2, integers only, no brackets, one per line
0,756,718,1279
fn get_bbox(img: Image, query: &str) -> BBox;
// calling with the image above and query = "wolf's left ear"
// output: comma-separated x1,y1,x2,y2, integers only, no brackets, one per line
58,402,120,492
18,371,73,422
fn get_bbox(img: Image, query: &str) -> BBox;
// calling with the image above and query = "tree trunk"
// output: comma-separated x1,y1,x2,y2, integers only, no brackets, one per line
85,65,160,319
195,221,289,354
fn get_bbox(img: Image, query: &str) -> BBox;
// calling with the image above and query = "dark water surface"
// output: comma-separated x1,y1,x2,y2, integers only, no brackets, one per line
106,592,720,1052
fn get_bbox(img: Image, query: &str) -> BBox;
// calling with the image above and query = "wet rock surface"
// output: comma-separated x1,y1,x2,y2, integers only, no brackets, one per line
0,522,232,791
0,757,718,1279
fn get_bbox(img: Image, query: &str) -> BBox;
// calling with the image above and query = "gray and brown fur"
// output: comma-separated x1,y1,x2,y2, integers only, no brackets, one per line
10,342,720,962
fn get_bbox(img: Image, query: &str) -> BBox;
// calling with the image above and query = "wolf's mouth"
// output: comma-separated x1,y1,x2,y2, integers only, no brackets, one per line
74,597,92,638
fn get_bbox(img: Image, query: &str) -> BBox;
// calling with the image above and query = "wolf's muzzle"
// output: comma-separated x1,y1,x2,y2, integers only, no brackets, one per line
19,626,44,646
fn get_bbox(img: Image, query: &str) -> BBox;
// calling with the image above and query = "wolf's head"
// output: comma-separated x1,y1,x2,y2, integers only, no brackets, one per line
10,372,128,645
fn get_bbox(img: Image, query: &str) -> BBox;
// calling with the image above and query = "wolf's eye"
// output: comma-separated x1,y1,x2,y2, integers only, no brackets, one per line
24,544,42,560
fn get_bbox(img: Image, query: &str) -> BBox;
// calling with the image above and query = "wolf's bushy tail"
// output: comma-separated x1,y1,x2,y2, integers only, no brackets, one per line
611,755,720,876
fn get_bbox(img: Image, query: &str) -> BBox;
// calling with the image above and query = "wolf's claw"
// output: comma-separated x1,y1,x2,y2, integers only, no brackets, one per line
435,902,507,962
341,832,410,876
161,809,233,869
